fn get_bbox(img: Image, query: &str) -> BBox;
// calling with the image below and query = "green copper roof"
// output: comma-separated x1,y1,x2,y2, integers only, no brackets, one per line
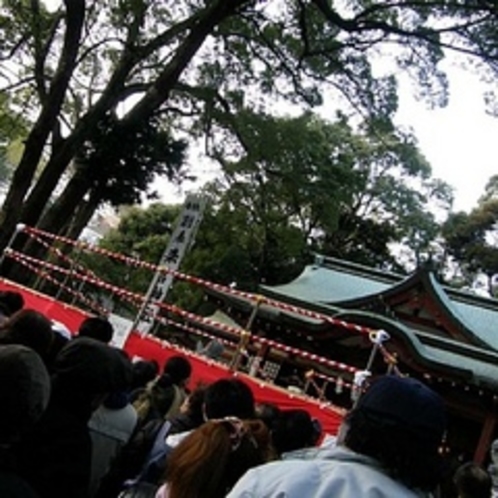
448,298,498,350
262,255,498,353
424,345,498,388
262,262,396,305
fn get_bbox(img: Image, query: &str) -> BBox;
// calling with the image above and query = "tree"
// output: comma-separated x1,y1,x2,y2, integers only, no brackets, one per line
0,93,28,187
0,0,496,273
76,104,451,313
159,110,452,299
77,203,181,314
442,177,498,295
205,109,452,273
36,112,188,240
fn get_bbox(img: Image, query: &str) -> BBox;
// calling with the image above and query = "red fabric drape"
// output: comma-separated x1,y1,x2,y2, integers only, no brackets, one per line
0,279,344,434
0,279,88,332
124,332,344,435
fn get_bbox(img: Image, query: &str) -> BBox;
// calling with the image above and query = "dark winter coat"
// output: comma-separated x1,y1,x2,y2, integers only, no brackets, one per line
16,338,132,498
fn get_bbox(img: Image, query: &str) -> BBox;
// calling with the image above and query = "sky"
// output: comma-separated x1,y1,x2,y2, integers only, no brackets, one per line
161,64,498,214
395,63,498,213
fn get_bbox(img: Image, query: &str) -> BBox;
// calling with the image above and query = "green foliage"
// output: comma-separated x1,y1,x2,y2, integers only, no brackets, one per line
81,106,454,312
199,111,452,278
78,203,181,313
77,113,189,206
0,0,493,273
442,178,498,294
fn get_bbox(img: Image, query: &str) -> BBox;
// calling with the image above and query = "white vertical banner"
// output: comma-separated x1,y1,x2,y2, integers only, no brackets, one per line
133,193,207,334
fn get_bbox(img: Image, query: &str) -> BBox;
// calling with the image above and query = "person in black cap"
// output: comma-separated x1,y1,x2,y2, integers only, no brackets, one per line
16,338,132,498
228,375,446,498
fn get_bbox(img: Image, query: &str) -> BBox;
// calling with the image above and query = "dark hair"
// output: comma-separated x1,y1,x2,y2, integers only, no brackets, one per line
78,316,113,343
165,419,271,498
53,337,132,395
204,379,255,420
0,309,54,360
453,462,491,498
163,356,192,385
255,402,281,431
131,360,160,389
271,409,319,456
344,408,444,492
184,384,207,426
0,291,24,316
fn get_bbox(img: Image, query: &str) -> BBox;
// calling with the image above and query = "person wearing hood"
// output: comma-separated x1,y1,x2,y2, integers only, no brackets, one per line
228,375,446,498
16,337,132,498
88,390,138,497
0,344,50,497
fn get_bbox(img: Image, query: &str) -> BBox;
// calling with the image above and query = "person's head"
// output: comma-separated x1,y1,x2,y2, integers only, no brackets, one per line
0,345,50,444
52,337,132,409
0,290,24,316
0,309,54,361
131,359,160,389
163,355,192,387
271,409,321,455
454,462,491,498
78,316,114,343
204,378,255,420
180,384,207,425
165,418,272,498
255,402,281,431
344,375,446,492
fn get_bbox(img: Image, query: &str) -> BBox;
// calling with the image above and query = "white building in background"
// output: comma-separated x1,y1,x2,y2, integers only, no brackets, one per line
80,208,120,244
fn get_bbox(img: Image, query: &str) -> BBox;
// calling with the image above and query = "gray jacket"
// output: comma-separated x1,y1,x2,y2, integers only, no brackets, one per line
228,446,432,498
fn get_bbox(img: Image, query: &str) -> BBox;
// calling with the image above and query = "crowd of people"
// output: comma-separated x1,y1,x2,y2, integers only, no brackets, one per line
0,288,496,497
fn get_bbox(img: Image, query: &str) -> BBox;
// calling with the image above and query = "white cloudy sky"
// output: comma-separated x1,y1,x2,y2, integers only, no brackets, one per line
162,64,498,214
395,63,498,212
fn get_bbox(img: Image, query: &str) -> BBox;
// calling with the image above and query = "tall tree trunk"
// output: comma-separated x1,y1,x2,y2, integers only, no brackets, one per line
0,0,85,252
64,189,102,241
121,0,251,125
0,0,253,267
18,0,250,241
39,167,91,235
8,166,91,283
22,166,90,259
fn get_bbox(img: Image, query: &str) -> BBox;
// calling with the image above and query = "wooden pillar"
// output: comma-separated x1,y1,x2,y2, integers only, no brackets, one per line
474,411,496,464
229,330,251,371
230,296,263,372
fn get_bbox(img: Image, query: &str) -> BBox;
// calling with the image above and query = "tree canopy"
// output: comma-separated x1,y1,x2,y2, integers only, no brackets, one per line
83,111,453,314
442,175,498,295
0,0,496,276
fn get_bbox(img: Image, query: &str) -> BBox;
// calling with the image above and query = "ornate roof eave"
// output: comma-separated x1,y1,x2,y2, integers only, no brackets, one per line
326,268,490,349
330,310,476,385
